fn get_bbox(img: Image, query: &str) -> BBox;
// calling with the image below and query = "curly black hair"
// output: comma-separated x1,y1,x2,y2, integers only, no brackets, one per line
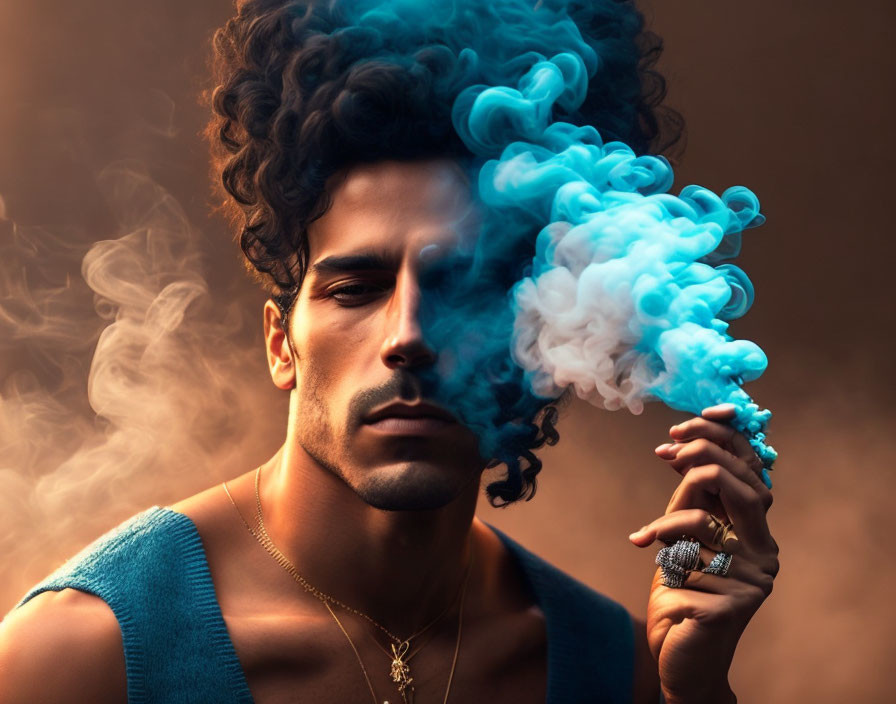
206,0,685,506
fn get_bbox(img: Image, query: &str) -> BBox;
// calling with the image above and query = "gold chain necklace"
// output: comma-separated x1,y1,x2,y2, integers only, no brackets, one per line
249,467,467,646
222,468,472,704
324,567,469,704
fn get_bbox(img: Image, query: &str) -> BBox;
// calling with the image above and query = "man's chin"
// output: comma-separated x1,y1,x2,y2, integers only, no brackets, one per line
352,461,478,512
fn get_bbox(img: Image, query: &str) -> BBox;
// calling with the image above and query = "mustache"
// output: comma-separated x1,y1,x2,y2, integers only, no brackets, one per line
347,370,442,428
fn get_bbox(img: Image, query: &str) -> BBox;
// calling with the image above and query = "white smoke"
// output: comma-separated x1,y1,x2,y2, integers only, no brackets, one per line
0,163,284,610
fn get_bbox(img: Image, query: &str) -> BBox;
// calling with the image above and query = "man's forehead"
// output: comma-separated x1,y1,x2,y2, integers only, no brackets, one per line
307,161,482,268
333,159,472,208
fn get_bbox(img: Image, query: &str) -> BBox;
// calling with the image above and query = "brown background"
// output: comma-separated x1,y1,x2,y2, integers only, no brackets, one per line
1,1,893,701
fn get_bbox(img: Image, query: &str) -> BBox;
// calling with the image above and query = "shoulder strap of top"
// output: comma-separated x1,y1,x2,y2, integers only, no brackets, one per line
487,524,634,704
18,507,253,704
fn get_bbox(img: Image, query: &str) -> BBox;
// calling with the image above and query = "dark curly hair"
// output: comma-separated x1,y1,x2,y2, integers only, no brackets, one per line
206,0,685,506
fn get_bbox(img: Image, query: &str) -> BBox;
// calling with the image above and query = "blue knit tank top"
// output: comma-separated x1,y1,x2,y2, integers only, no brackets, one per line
18,507,634,704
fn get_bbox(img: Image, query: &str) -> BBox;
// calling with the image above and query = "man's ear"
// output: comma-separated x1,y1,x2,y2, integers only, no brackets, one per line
263,299,296,390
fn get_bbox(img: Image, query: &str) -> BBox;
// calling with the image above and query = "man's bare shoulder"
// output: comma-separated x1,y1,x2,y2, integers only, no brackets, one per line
170,468,255,537
0,589,126,704
630,614,661,704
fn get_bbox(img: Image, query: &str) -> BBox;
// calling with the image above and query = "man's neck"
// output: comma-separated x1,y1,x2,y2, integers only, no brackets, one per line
259,445,480,639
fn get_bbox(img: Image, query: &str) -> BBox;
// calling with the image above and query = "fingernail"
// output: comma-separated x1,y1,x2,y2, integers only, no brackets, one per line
655,443,673,453
628,526,649,540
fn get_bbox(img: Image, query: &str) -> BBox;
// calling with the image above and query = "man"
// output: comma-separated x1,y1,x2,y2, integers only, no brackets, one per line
0,2,778,703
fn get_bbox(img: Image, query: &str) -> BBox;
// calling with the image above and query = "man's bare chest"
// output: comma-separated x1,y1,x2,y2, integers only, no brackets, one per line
222,603,548,704
178,486,551,702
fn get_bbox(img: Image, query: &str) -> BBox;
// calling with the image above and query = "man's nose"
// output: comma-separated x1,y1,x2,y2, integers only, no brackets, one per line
379,272,437,370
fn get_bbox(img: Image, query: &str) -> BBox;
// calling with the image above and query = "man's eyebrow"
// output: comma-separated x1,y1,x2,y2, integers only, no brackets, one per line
309,252,399,276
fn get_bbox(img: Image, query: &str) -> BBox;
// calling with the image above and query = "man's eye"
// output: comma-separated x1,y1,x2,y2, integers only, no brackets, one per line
327,283,386,305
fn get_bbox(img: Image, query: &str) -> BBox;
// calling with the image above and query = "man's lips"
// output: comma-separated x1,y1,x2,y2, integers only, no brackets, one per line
362,401,458,434
363,401,457,424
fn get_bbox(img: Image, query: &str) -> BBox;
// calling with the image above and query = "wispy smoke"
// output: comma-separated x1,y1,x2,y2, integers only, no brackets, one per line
0,163,281,605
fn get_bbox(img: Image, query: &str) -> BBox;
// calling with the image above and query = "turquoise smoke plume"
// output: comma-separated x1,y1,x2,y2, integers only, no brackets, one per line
341,0,776,486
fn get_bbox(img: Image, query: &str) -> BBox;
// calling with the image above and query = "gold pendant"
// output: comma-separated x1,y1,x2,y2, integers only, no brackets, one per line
390,641,414,704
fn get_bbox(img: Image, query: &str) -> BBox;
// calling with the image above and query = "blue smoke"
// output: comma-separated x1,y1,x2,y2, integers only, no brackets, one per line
339,0,776,486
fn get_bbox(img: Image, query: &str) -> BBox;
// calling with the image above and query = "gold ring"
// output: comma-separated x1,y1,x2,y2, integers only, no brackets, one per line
706,514,737,551
720,523,738,551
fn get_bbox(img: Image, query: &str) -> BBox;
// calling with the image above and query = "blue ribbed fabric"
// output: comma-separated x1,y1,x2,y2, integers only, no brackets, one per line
18,507,633,704
18,507,253,704
489,525,634,704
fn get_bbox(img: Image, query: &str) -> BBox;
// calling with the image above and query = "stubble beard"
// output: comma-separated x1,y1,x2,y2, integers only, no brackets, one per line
295,366,478,512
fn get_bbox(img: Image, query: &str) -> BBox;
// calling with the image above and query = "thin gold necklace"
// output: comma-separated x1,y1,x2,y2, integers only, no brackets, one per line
249,467,467,647
222,468,472,704
323,562,469,704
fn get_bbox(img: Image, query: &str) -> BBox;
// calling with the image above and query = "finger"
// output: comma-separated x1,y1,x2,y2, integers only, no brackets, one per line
669,413,762,475
629,508,742,554
667,463,773,549
666,547,767,591
649,570,766,620
664,437,772,503
662,476,730,526
653,565,774,603
680,569,775,601
672,421,762,474
700,403,737,419
632,514,775,593
701,406,761,469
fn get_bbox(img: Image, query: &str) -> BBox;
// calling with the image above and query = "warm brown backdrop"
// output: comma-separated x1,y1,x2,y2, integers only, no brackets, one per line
1,1,893,702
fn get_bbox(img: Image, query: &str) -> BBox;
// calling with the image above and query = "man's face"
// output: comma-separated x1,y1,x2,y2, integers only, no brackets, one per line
284,159,488,511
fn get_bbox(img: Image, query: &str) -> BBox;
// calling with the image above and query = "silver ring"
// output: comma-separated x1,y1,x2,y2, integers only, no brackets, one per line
656,539,701,588
701,551,733,576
